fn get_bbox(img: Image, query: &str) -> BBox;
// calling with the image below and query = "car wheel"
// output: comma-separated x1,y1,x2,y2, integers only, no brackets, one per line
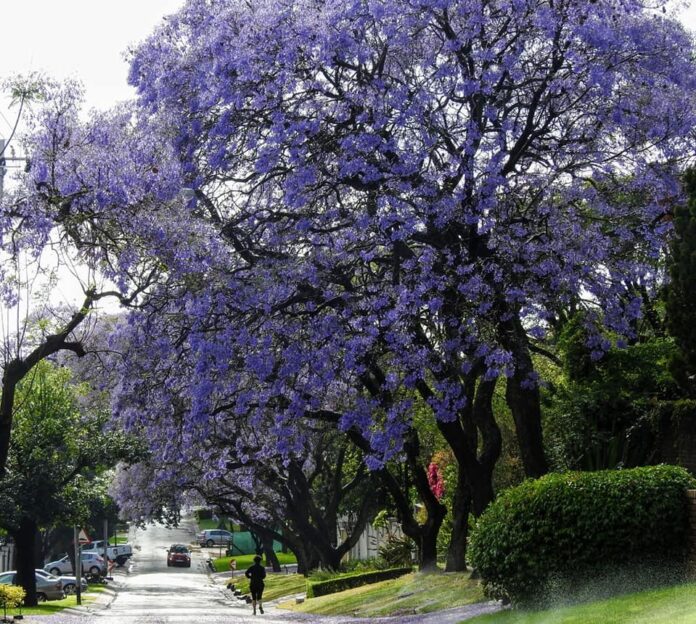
206,539,214,547
37,593,47,602
63,583,76,595
167,561,171,567
186,562,191,568
89,565,100,576
49,567,61,576
116,555,127,566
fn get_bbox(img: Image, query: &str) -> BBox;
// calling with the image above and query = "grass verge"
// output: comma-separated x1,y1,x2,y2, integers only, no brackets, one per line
467,581,696,624
213,552,297,572
4,590,100,616
282,571,484,617
227,572,307,601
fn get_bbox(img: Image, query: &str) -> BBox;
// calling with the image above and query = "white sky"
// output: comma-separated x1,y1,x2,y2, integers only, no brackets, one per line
0,0,184,138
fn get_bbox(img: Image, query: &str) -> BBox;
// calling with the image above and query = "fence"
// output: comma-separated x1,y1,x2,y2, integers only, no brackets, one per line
0,543,15,572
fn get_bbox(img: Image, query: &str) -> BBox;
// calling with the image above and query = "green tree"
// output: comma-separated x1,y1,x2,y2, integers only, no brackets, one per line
0,361,139,605
543,317,678,471
666,169,696,396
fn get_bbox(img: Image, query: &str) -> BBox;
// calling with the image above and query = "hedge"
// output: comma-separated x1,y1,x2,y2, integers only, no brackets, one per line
469,465,695,606
306,567,412,598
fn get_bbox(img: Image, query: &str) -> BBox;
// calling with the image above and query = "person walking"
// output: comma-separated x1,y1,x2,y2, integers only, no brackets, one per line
245,555,266,615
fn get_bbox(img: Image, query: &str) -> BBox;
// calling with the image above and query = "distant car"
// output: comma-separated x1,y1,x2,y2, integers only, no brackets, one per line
197,529,233,547
35,568,87,595
44,552,106,577
167,544,192,567
0,570,64,601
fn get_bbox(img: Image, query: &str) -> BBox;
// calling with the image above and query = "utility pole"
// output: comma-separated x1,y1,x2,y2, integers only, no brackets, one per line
0,139,6,198
0,137,28,198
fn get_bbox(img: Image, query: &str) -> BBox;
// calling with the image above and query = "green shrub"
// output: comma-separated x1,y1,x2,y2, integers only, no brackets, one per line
196,508,213,520
378,535,414,567
0,584,25,617
306,567,412,598
469,465,695,606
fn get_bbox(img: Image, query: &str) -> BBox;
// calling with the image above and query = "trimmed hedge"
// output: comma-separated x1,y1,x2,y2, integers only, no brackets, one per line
469,465,695,605
306,567,412,598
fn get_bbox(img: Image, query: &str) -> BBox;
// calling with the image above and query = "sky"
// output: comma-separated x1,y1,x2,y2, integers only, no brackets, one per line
0,0,184,139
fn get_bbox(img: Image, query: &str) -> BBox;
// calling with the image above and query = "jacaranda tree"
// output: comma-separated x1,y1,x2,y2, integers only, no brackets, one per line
6,0,696,570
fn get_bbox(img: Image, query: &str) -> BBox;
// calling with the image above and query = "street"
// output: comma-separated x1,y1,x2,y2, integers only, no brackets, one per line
30,519,306,624
27,521,498,624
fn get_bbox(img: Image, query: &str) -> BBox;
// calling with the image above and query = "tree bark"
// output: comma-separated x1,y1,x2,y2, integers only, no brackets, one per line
500,316,548,478
13,517,39,606
445,463,471,572
262,536,281,572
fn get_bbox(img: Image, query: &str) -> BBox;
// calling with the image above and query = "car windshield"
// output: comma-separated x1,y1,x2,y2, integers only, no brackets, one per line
171,545,188,553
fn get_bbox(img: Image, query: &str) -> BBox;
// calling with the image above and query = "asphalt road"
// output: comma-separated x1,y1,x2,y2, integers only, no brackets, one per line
31,518,286,624
29,520,501,624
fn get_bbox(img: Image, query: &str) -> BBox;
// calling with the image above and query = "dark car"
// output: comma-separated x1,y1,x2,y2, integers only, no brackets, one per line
167,544,191,568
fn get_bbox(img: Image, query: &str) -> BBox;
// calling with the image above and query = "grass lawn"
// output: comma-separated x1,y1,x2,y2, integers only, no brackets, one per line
467,582,696,624
4,589,100,616
227,572,307,601
282,571,484,617
213,551,297,572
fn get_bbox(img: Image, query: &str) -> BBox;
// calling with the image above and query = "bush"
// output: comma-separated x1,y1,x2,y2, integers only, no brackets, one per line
306,567,412,598
469,465,695,606
378,535,414,567
0,584,25,616
195,508,213,520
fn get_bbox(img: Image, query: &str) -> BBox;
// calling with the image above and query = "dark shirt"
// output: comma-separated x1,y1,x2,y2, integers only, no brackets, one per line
245,562,266,586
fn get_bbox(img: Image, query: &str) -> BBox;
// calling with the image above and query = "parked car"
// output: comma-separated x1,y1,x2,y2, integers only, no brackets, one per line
44,552,106,576
35,568,87,595
167,544,191,568
81,540,133,566
197,529,233,547
0,570,64,601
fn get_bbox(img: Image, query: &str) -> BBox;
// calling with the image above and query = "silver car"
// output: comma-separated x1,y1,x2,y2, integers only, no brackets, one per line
0,570,64,601
35,568,87,595
197,529,233,547
44,552,106,576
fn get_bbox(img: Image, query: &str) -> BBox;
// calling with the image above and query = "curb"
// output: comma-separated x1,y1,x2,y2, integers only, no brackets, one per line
60,581,120,615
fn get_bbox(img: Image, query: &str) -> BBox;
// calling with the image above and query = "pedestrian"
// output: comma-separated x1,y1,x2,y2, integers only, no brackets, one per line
245,555,266,615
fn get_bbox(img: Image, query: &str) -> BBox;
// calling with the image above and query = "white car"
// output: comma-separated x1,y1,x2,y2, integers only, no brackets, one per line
44,552,106,576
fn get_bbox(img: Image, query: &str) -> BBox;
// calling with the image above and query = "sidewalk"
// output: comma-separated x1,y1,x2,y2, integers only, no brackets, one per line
57,577,123,616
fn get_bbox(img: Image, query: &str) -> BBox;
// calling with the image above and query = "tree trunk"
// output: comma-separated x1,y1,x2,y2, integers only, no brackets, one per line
445,465,471,572
263,537,281,572
14,517,38,606
500,316,548,477
294,543,319,576
419,524,439,571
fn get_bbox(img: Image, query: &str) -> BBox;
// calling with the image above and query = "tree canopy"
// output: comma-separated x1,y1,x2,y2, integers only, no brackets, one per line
2,0,696,572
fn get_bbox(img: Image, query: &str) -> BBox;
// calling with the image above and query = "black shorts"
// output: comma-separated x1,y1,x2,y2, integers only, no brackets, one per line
250,583,264,601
